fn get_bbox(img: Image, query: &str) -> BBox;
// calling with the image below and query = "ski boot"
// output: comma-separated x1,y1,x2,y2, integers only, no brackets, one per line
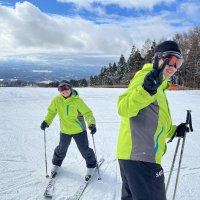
85,167,95,181
51,164,59,178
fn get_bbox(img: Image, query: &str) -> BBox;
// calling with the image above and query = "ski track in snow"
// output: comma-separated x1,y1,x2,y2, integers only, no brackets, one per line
0,88,200,200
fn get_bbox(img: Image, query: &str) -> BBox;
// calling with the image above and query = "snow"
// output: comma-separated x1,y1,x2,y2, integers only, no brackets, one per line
0,87,199,200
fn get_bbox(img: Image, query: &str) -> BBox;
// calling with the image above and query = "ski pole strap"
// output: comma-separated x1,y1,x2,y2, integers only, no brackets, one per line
167,131,176,143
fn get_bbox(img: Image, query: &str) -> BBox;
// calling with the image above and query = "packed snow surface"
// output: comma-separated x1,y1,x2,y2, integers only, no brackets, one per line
0,88,199,200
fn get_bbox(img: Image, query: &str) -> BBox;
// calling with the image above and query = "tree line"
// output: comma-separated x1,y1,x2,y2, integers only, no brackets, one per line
89,26,200,88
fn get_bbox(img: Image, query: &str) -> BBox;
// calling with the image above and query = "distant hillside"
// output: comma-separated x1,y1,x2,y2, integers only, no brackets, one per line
0,64,100,82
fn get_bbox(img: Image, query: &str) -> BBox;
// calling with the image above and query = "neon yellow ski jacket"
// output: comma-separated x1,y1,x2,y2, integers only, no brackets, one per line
45,90,96,134
117,63,176,164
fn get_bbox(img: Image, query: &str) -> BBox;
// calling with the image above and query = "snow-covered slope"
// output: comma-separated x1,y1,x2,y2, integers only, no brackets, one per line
0,88,199,200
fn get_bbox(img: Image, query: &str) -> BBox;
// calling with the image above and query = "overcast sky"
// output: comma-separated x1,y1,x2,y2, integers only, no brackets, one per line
0,0,199,65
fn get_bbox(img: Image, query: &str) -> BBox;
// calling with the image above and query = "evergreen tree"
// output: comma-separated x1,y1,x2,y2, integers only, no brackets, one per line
174,26,200,88
141,39,156,63
127,45,136,72
116,54,127,84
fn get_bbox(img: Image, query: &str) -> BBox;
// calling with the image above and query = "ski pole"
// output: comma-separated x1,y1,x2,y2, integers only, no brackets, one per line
91,134,101,180
43,130,49,178
165,137,181,193
172,133,186,200
172,110,192,200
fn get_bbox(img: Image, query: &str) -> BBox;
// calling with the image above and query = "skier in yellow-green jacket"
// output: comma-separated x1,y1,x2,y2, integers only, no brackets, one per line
117,41,189,200
40,80,97,179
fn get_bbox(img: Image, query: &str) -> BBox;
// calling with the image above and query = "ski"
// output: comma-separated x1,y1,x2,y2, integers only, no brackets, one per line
67,158,104,200
44,172,57,198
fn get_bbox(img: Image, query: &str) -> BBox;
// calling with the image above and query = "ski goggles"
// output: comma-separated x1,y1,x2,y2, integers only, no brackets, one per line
58,84,71,92
160,51,183,69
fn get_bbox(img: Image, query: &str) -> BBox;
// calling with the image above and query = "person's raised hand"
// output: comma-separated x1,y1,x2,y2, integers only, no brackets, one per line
143,55,168,95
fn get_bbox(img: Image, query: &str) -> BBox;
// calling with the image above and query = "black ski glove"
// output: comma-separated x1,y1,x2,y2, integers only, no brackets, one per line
89,124,96,135
175,123,189,138
143,56,168,95
40,121,49,131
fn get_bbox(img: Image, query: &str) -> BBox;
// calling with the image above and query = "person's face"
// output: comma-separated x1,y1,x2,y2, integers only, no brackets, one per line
58,84,71,97
60,89,71,98
159,59,177,79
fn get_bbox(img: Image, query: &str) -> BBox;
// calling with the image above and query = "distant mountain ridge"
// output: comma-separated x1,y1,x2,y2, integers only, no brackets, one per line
0,64,101,82
0,53,118,82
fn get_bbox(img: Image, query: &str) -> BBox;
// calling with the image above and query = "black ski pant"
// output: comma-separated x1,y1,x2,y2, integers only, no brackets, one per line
52,131,96,168
118,159,166,200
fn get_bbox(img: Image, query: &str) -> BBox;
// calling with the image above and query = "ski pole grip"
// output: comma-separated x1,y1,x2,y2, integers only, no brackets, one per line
186,110,191,124
186,110,193,132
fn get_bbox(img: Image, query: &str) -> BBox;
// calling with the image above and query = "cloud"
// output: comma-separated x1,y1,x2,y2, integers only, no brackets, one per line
0,1,131,56
57,0,175,10
0,1,193,64
179,2,200,22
